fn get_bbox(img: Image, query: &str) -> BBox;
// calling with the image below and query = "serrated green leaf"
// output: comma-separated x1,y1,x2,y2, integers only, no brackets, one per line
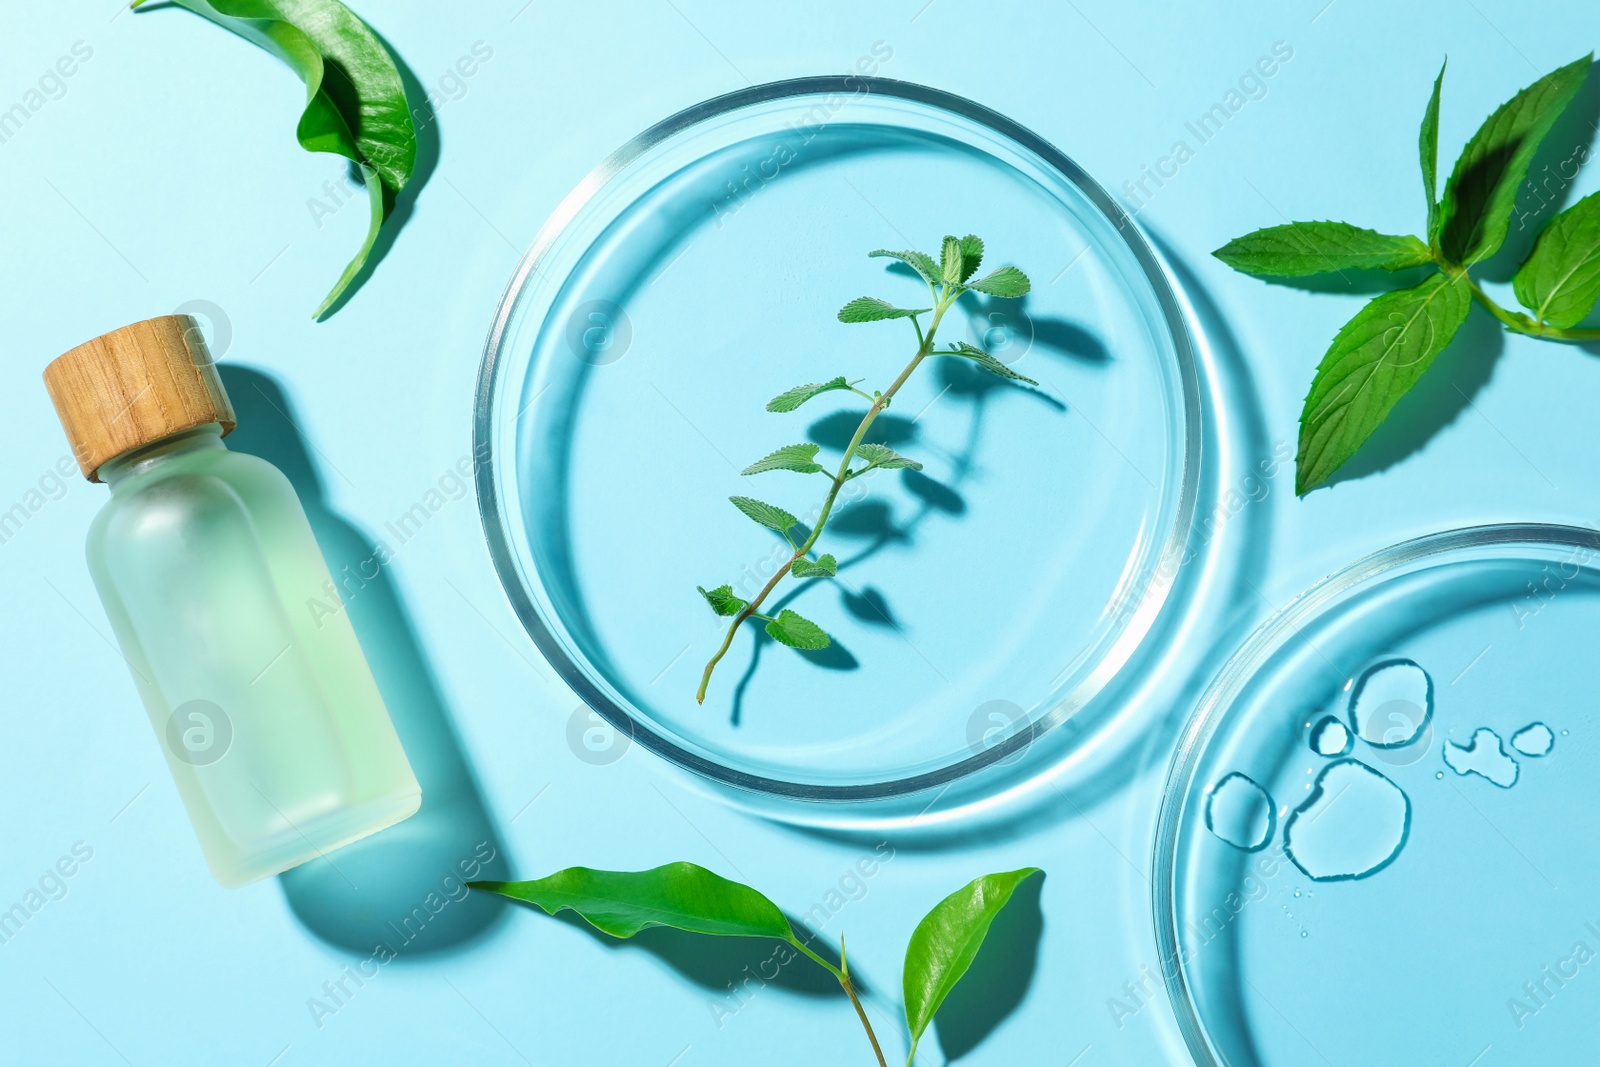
1214,222,1434,277
468,863,793,941
729,496,798,532
958,234,984,281
868,248,942,286
941,235,964,284
903,868,1042,1055
946,342,1039,386
1421,59,1446,242
1512,190,1600,328
966,265,1031,298
766,377,851,413
789,554,837,578
837,296,932,323
741,443,826,476
135,0,417,318
764,609,830,649
697,584,747,618
1298,272,1473,493
1438,54,1592,266
854,442,923,471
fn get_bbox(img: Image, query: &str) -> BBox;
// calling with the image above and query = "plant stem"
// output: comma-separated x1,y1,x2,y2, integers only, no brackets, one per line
789,935,889,1067
696,296,953,703
1459,274,1600,342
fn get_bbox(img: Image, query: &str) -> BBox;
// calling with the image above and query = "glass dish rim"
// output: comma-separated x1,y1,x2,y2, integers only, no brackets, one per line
1150,521,1600,1065
472,74,1203,801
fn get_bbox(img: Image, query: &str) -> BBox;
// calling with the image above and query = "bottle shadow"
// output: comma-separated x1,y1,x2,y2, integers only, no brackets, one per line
219,366,508,956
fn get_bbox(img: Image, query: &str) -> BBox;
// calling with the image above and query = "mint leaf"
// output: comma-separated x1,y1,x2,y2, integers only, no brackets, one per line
766,377,851,413
941,235,964,284
903,869,1042,1057
1512,190,1600,329
790,554,837,578
1438,54,1592,265
468,863,793,941
868,248,941,286
729,496,798,532
742,443,826,476
966,265,1031,298
947,342,1039,385
1298,272,1473,493
1421,59,1446,242
1214,222,1433,276
838,296,931,323
698,584,747,617
958,234,984,281
764,609,830,649
854,442,923,471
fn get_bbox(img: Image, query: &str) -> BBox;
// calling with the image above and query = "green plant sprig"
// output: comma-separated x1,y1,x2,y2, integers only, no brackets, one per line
696,236,1034,703
469,861,1042,1066
1214,54,1600,494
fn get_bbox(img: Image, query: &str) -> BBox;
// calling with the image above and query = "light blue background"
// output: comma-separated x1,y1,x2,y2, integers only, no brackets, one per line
2,1,1596,1064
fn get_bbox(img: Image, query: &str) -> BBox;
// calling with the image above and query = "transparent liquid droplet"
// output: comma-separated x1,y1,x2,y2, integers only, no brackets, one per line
1348,658,1432,748
1443,727,1519,788
1283,759,1411,881
1511,722,1555,758
1310,715,1353,757
1205,771,1275,851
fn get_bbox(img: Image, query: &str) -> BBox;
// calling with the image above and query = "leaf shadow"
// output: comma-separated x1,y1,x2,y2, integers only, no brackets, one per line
934,873,1046,1061
1321,307,1506,487
960,293,1112,365
807,410,919,450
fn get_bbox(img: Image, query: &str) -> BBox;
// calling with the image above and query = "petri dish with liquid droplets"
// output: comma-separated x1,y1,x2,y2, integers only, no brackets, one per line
1155,525,1600,1066
474,78,1200,799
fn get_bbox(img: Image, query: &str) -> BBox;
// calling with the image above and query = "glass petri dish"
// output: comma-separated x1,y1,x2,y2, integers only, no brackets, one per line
474,77,1200,799
1155,524,1600,1065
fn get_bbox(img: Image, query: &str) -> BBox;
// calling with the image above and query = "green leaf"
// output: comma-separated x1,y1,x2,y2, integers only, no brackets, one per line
135,0,417,318
1421,59,1446,242
868,248,942,287
1214,222,1433,276
789,554,837,578
837,297,931,323
854,442,923,471
966,265,1031,298
941,235,964,284
1438,54,1592,266
741,444,826,476
1512,190,1600,328
903,868,1042,1054
729,496,798,533
697,584,747,618
468,863,793,941
766,377,851,413
946,342,1039,386
958,234,984,281
765,609,830,649
1297,271,1473,493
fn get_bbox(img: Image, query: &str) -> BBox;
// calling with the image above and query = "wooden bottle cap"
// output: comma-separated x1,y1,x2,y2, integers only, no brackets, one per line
43,315,236,482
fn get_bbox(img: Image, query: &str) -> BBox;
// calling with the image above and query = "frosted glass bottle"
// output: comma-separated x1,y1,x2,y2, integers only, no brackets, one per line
45,316,420,887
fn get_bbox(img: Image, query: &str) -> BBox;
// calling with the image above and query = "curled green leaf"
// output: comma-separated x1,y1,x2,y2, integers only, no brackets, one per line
946,342,1038,385
966,265,1031,298
838,296,931,323
1438,54,1591,265
941,235,964,284
729,495,799,533
903,868,1042,1057
1213,222,1433,276
853,442,923,472
765,609,829,649
868,248,942,286
958,234,984,281
742,443,826,476
1421,59,1446,242
469,863,793,941
697,584,747,618
789,553,837,578
135,0,418,318
1512,190,1600,329
767,377,852,413
1297,271,1472,493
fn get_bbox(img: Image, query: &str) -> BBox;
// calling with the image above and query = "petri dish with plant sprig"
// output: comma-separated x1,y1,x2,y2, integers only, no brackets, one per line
474,77,1200,800
1155,524,1600,1065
